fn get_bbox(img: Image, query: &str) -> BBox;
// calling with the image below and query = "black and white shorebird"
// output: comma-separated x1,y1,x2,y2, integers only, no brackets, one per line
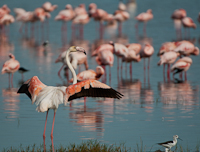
18,67,29,80
157,135,182,151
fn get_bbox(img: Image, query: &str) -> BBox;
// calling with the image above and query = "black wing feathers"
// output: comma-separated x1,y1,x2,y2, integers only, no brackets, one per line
17,83,32,99
68,85,123,101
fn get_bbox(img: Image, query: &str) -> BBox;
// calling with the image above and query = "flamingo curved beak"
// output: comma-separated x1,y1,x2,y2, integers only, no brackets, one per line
76,46,86,55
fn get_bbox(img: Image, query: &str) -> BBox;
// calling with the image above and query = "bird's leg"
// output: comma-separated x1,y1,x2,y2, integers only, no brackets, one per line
143,22,147,34
19,23,24,34
58,64,65,77
84,97,86,108
148,58,150,70
43,110,49,140
51,135,55,152
11,73,14,88
118,22,122,36
50,111,56,140
125,62,127,78
167,64,170,80
64,22,67,44
21,73,24,81
71,23,75,40
130,62,132,78
8,73,11,88
144,59,146,83
109,66,111,85
185,71,187,81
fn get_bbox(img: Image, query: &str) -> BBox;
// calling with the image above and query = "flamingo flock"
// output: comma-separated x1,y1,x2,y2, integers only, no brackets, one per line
1,2,200,150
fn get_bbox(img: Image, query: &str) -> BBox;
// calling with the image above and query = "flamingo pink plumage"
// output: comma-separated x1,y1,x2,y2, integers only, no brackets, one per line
42,2,57,13
135,9,153,33
2,53,20,87
171,57,192,80
89,3,109,39
174,40,199,56
182,17,196,38
69,66,104,83
92,43,114,56
171,9,187,39
113,9,129,35
157,42,177,56
158,51,180,79
17,46,123,141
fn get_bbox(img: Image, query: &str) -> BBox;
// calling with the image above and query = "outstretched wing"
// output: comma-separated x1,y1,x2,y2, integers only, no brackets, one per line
65,80,123,102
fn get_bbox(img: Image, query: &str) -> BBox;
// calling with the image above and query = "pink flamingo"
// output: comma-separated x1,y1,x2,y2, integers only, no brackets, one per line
74,4,87,16
95,49,114,83
171,57,192,80
140,44,154,70
126,43,142,55
42,2,57,13
109,41,129,73
182,17,196,38
0,5,10,17
14,8,36,35
113,9,129,36
17,46,123,145
55,4,75,45
72,13,90,39
157,42,177,56
89,3,109,39
171,9,187,39
174,40,199,56
55,49,89,78
92,42,114,56
122,48,141,77
1,53,20,87
69,66,104,83
135,9,153,33
157,51,180,79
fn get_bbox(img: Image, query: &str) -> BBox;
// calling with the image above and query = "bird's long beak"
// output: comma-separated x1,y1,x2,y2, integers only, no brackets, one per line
76,46,86,55
178,138,183,141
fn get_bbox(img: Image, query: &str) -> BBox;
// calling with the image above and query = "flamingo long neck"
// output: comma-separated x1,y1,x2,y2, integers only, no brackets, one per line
66,49,77,84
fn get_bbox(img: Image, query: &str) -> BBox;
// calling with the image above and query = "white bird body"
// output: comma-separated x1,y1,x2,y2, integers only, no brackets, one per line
171,57,192,74
113,43,129,58
158,51,179,65
174,41,199,56
158,135,181,150
35,86,67,112
18,46,123,139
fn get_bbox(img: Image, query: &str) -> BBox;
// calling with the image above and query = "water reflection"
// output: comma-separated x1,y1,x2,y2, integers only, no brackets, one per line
158,81,199,109
2,88,20,121
69,103,104,137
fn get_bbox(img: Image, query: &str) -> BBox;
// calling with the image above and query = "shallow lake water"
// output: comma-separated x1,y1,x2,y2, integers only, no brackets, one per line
0,0,200,151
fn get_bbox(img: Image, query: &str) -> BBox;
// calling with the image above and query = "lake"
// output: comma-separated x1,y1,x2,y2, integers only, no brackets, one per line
0,0,200,151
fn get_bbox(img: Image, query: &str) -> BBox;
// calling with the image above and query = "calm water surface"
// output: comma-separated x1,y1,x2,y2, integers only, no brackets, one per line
0,0,200,151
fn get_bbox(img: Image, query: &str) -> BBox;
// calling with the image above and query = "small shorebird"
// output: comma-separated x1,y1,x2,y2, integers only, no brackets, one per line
157,135,182,151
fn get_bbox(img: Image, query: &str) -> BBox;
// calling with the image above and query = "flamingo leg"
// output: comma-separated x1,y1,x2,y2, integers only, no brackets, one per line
185,71,187,81
84,97,86,107
167,64,170,80
11,73,14,88
43,110,49,140
51,111,56,139
58,64,65,77
51,137,55,152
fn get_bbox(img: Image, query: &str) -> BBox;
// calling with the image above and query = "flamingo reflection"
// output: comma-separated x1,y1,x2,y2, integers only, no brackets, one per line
69,104,104,134
158,81,199,110
2,88,20,120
